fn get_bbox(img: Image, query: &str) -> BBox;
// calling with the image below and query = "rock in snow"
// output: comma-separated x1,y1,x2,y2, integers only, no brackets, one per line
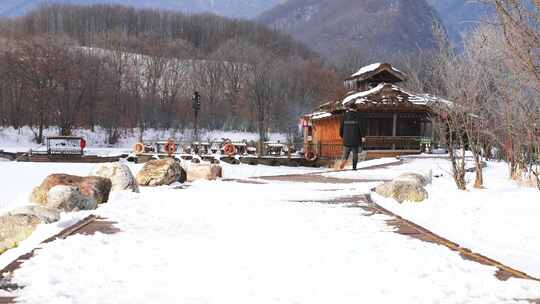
8,205,61,224
46,185,98,212
136,159,186,186
375,171,432,203
30,174,112,205
90,163,139,193
376,180,429,203
394,171,432,187
186,164,223,182
0,214,40,254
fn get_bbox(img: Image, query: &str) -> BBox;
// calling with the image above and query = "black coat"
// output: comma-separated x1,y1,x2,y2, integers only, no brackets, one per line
340,111,363,147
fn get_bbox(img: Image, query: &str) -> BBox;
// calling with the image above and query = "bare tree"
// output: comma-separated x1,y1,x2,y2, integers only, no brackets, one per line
490,0,540,189
8,36,75,143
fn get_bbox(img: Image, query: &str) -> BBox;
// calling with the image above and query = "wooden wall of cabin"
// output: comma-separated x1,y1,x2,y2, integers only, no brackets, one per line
309,111,432,158
312,116,343,159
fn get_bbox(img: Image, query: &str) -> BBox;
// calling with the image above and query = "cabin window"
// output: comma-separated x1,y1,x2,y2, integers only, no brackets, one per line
396,116,422,136
358,113,394,136
345,80,355,91
362,118,393,136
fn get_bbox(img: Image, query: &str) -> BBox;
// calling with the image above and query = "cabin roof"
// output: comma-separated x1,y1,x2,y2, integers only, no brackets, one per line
304,84,452,120
342,83,451,107
305,111,333,120
347,63,407,83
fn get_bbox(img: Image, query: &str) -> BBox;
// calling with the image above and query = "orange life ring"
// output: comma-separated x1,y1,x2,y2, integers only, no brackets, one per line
164,142,177,154
223,143,237,156
133,143,145,154
305,151,317,161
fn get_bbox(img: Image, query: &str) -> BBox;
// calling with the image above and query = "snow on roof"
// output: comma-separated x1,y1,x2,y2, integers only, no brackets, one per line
305,111,333,120
351,63,382,78
350,62,405,80
410,94,453,107
342,83,451,107
342,83,386,106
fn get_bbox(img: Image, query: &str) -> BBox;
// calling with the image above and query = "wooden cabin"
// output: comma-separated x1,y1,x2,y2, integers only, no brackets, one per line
303,63,443,160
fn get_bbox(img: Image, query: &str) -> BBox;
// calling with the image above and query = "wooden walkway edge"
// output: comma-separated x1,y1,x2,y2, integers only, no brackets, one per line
0,215,120,303
363,194,540,282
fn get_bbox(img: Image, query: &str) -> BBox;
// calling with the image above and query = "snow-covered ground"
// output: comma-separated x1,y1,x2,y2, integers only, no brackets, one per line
0,126,288,153
0,162,326,215
328,157,540,279
1,153,540,303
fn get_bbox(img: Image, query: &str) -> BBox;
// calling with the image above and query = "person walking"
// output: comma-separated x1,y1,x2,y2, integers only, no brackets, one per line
339,109,363,170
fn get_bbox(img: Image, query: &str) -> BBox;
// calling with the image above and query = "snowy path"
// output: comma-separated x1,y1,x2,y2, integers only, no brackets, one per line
5,178,540,303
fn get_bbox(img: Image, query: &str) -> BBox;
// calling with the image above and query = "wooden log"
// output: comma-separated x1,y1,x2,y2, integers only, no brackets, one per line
201,155,216,162
16,155,123,163
239,157,259,165
0,151,16,161
220,157,240,165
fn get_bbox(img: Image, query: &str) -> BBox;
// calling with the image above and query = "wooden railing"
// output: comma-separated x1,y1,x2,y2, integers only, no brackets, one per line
364,136,423,150
305,136,427,159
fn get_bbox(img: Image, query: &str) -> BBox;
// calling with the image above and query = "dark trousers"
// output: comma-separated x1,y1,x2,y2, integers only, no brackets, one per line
342,146,360,169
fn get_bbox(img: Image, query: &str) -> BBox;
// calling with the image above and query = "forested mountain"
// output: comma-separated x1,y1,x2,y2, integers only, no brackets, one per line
0,1,495,55
257,0,443,61
0,0,496,59
0,0,284,19
0,4,313,58
426,0,493,45
0,5,341,142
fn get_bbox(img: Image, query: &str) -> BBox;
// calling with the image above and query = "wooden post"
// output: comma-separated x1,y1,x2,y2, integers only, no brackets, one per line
257,140,262,158
392,113,398,136
392,113,398,150
287,144,292,160
194,110,199,143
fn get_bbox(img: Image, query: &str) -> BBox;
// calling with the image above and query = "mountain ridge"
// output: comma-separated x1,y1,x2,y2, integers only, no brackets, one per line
257,0,443,61
425,0,493,44
0,0,284,19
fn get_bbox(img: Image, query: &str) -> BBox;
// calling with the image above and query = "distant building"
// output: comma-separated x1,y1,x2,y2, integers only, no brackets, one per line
302,63,447,160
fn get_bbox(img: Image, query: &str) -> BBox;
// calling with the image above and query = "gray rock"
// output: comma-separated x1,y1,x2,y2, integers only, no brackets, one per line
0,214,40,254
90,163,139,193
375,180,429,203
395,170,432,187
46,185,98,212
9,205,61,224
136,159,186,186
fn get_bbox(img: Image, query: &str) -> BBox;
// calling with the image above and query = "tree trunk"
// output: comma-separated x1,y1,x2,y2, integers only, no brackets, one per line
257,108,266,157
37,117,44,145
473,154,484,189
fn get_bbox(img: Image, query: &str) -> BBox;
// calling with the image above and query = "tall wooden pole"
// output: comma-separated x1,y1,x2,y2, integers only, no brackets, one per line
392,113,398,150
194,110,199,143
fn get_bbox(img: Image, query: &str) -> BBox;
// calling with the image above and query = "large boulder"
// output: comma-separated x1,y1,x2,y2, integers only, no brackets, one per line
9,205,61,224
90,163,139,193
46,185,98,211
394,170,432,187
375,170,432,203
185,164,223,182
136,159,186,186
0,215,40,254
375,180,429,203
30,174,112,205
